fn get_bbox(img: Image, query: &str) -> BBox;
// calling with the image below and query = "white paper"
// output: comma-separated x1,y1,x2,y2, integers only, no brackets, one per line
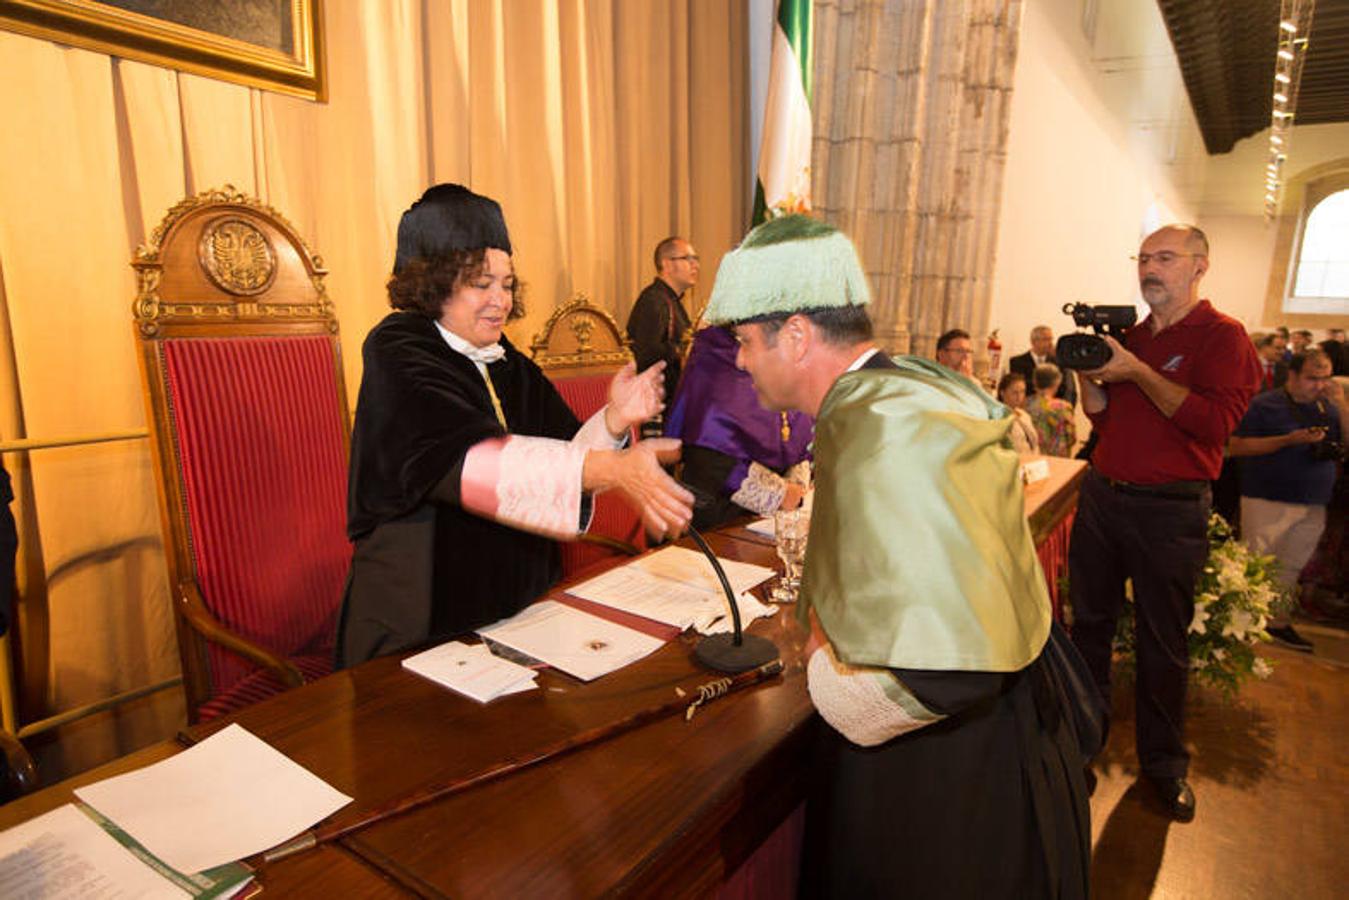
0,804,188,899
1022,458,1051,484
746,517,775,537
565,546,775,628
75,724,352,875
693,592,779,635
477,600,663,681
402,640,538,703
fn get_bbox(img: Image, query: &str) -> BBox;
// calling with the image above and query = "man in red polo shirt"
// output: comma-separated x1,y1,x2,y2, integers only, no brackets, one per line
1069,224,1260,823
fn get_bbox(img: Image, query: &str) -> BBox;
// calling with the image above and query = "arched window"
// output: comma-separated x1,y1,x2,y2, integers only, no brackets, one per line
1292,189,1349,300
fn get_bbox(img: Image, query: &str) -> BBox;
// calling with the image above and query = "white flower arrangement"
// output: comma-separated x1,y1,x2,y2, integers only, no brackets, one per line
1115,514,1283,698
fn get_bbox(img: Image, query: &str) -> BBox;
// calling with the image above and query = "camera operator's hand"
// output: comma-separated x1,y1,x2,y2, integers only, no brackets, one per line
1081,335,1191,418
1080,336,1142,383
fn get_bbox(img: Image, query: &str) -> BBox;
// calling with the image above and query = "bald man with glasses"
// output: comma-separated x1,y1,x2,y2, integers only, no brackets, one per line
1068,224,1260,823
626,236,700,409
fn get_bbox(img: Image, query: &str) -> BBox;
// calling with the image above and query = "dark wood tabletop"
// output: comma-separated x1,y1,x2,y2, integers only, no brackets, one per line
0,472,1085,898
0,530,810,898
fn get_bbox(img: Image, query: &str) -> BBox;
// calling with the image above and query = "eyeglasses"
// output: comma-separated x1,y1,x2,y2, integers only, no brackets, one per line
668,254,700,263
1131,252,1206,266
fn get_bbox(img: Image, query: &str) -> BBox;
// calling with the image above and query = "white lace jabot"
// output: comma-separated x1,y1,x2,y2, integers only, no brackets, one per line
435,320,505,367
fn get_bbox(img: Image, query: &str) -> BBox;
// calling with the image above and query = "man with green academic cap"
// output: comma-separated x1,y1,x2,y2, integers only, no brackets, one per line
704,215,1090,899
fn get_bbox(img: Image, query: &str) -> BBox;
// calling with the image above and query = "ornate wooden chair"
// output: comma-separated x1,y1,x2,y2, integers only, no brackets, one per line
531,295,646,574
132,187,351,722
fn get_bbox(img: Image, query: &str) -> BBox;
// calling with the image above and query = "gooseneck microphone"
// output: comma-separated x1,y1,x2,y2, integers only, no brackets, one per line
686,526,780,673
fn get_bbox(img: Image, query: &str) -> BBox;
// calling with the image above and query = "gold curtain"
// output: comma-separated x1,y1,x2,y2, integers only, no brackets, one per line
813,0,1023,361
0,0,747,780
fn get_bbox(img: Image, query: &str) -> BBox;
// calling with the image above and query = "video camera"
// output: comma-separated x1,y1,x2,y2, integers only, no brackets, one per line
1055,302,1137,370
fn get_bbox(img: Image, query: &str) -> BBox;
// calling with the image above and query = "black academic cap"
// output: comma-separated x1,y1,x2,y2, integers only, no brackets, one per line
393,183,512,274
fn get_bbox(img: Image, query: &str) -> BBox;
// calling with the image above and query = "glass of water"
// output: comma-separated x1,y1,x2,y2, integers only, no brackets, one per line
771,507,809,603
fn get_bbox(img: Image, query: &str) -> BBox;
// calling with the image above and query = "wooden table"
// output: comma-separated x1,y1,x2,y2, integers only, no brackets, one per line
0,465,1087,898
0,531,812,897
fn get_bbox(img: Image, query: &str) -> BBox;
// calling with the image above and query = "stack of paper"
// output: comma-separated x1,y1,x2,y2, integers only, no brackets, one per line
0,724,350,898
477,600,664,681
402,640,538,702
565,545,775,631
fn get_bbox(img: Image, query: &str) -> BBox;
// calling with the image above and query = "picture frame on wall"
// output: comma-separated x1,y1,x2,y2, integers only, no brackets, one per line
0,0,325,101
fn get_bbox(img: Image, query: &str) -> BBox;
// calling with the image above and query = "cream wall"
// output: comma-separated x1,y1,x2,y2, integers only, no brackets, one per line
990,0,1348,354
1199,122,1349,331
989,0,1208,362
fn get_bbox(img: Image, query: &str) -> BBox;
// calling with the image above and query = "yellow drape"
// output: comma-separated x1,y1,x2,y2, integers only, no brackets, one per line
0,0,747,779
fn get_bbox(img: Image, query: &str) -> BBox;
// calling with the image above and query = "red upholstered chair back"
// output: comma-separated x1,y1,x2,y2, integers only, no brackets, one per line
132,187,352,721
530,296,646,574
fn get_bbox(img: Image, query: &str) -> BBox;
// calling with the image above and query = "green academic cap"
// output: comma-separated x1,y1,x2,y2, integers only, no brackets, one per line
704,214,871,326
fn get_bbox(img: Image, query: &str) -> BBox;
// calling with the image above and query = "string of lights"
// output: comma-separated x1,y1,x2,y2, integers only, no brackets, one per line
1264,0,1315,219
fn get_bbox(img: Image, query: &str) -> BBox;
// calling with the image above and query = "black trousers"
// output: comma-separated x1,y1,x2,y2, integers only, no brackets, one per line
1068,471,1210,778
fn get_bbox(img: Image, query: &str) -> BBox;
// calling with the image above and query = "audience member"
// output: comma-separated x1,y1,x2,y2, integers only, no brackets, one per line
1290,329,1313,355
935,328,974,378
1253,333,1287,391
1009,325,1077,406
995,372,1040,454
1228,349,1347,652
1274,326,1291,364
1027,363,1077,457
1322,329,1348,376
1069,224,1260,822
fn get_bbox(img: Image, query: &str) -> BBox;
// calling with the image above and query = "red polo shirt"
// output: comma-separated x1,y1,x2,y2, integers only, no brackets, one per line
1088,299,1259,484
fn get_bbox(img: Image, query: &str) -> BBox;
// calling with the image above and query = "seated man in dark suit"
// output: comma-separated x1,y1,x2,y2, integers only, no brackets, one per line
1008,325,1076,406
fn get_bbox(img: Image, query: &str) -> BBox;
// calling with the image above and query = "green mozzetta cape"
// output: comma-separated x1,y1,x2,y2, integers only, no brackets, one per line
798,356,1051,672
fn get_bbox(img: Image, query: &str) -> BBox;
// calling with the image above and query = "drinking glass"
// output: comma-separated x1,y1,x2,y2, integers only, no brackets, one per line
771,507,809,603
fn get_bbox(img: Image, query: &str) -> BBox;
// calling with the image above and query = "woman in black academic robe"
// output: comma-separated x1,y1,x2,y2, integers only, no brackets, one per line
337,184,692,666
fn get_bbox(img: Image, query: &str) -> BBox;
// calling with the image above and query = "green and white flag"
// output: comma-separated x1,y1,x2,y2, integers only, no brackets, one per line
754,0,813,223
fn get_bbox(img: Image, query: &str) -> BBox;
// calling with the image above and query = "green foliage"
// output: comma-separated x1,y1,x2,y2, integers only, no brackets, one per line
1114,514,1282,699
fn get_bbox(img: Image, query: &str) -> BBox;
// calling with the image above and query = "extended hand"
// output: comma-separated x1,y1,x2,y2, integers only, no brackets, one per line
607,438,693,539
605,361,666,436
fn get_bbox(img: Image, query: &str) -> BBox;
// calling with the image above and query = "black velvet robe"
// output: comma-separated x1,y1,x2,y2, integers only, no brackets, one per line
799,352,1090,899
337,312,580,666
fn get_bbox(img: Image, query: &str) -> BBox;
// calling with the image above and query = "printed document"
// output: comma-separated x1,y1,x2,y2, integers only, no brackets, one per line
402,640,538,702
0,803,188,899
565,546,775,629
477,600,663,681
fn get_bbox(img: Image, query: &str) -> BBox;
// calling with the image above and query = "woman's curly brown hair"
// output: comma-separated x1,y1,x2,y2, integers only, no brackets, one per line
386,249,527,320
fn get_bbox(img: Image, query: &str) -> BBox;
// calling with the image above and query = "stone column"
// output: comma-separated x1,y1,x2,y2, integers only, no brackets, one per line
813,0,1023,362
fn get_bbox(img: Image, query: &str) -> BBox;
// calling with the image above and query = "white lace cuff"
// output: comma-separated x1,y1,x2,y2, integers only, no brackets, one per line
730,461,787,515
460,436,588,539
806,642,945,747
572,407,629,450
785,460,812,487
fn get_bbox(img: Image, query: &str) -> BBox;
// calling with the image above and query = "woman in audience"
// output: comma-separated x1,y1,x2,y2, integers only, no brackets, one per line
337,184,692,665
1028,363,1077,457
996,371,1040,455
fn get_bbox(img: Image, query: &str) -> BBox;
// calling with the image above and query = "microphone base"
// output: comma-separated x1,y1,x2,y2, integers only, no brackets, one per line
694,633,780,673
